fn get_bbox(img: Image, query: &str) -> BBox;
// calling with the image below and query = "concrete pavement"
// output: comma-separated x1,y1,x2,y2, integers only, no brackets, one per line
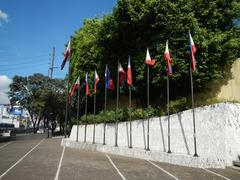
0,135,239,180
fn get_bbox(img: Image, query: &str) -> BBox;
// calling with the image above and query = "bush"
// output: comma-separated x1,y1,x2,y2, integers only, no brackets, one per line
73,106,165,125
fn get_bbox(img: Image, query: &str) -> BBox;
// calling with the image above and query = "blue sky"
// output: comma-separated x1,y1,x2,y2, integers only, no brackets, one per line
0,0,116,79
0,0,116,104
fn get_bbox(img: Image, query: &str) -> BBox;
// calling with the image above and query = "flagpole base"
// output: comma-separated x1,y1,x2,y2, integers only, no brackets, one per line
103,143,106,145
193,153,199,157
145,148,150,151
129,146,132,149
167,150,172,154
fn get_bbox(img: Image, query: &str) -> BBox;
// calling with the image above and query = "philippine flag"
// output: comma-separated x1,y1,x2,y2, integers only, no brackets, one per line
70,76,80,98
127,56,132,86
61,40,71,70
85,73,90,96
118,63,126,85
94,70,100,94
144,48,156,67
105,65,115,90
189,31,197,71
164,40,172,76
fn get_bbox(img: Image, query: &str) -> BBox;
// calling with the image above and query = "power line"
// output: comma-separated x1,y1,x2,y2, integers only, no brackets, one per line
0,59,49,67
0,54,49,61
0,63,47,72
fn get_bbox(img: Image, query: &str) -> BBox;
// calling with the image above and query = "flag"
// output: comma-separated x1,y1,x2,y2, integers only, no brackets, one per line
144,48,156,67
127,56,132,86
164,40,172,76
189,31,197,71
61,40,71,70
94,70,100,94
118,62,126,85
70,76,80,98
85,73,90,96
105,65,115,90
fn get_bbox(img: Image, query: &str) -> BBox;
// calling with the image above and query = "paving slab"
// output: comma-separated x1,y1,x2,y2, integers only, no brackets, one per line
154,161,225,180
1,138,62,180
108,154,175,180
0,138,44,176
59,148,121,180
207,168,240,180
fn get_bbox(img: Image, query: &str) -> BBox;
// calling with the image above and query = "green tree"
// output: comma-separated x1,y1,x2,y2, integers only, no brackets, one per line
68,0,240,109
8,74,66,133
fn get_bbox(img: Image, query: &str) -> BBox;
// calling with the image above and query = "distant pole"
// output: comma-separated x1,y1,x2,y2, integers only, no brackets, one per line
64,59,70,138
190,64,198,157
167,74,171,153
129,86,132,148
115,61,120,147
93,92,96,144
146,66,150,151
84,93,88,143
50,47,55,79
103,85,107,145
76,76,80,142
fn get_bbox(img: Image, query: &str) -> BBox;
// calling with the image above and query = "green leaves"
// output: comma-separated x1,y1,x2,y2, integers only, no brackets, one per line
68,0,240,107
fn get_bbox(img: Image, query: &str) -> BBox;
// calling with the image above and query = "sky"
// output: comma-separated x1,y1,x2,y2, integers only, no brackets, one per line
0,0,116,104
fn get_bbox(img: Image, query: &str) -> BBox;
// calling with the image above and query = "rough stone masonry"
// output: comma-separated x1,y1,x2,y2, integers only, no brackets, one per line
62,103,240,168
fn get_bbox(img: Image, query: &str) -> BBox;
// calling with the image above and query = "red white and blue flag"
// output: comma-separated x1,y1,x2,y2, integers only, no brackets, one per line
189,32,197,71
118,63,126,85
85,73,90,96
94,70,100,94
164,40,172,76
144,48,156,67
70,76,80,97
105,65,115,91
61,40,71,70
127,56,132,86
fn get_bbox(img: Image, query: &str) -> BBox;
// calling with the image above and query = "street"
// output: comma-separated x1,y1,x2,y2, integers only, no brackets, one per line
0,135,239,180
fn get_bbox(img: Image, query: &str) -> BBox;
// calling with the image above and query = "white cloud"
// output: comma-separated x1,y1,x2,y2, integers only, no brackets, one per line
0,10,9,22
0,10,9,27
0,75,12,104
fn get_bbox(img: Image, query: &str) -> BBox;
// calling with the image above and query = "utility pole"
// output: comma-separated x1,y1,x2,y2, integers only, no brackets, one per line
49,47,57,79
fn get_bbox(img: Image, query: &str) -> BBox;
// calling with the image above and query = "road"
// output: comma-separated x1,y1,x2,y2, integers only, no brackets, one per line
0,134,239,180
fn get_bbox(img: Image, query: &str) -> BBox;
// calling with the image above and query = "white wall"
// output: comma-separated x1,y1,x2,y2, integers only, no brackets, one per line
70,103,240,165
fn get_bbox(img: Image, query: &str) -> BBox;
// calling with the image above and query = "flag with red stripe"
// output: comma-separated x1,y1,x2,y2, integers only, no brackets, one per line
94,70,100,94
189,31,197,71
164,40,172,76
85,73,90,96
61,40,71,70
144,48,156,67
118,63,126,85
127,56,132,86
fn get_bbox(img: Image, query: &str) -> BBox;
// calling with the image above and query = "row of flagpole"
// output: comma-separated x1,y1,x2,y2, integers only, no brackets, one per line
61,31,198,157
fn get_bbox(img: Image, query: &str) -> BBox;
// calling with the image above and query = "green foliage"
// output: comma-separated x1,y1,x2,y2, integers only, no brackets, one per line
65,0,240,116
73,106,164,124
8,74,66,133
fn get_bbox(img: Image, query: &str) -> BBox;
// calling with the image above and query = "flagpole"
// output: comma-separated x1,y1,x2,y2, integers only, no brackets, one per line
103,85,107,145
64,59,70,138
129,86,132,148
76,76,80,142
84,94,88,143
146,66,150,151
190,63,198,157
167,74,171,153
93,92,96,144
115,61,120,147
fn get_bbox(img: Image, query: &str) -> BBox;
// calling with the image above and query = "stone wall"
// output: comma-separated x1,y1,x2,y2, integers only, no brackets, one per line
69,103,240,167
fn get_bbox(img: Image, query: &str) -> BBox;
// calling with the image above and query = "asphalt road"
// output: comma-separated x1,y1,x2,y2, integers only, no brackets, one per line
0,135,239,180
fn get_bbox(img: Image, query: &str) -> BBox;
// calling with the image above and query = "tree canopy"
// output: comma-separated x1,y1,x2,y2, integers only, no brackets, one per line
8,74,66,133
68,0,240,107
